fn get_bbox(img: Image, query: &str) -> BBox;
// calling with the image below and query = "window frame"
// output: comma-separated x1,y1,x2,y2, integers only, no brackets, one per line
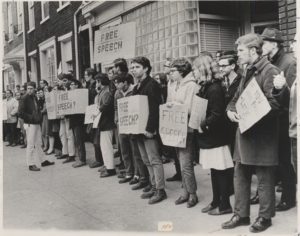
40,1,50,24
57,1,70,13
27,1,35,33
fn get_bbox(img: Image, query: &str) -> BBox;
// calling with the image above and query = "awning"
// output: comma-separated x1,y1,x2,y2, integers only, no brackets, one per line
3,44,24,64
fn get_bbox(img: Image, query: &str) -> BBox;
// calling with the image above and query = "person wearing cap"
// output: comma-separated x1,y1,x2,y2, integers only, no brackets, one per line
218,51,242,155
271,33,298,205
67,78,87,168
95,73,116,177
261,27,297,212
222,33,280,233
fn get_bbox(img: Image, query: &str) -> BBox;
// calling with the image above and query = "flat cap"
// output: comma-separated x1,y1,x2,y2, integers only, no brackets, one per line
261,28,284,43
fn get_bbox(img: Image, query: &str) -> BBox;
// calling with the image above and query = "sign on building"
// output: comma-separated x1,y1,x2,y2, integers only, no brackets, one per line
93,22,136,64
159,104,188,148
117,95,149,134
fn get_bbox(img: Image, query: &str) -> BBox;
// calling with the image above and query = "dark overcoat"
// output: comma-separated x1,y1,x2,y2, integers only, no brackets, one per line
227,56,280,166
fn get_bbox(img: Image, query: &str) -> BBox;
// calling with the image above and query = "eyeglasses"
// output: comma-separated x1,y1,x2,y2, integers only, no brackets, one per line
169,69,178,73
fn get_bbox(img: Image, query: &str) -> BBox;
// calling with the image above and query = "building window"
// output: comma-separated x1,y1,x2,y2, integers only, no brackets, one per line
28,1,35,31
41,1,50,21
122,1,199,73
7,3,13,41
57,1,70,12
60,39,73,73
16,2,23,34
30,56,38,83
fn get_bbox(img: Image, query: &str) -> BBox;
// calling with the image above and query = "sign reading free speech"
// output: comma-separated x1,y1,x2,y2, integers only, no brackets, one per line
93,22,136,64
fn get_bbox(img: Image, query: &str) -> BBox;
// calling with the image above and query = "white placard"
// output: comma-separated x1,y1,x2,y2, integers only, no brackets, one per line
236,78,271,133
188,96,208,133
84,104,99,124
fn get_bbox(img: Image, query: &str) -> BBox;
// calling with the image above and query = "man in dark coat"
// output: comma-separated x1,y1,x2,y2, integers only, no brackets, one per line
131,56,167,205
18,81,55,171
261,28,297,212
222,33,280,233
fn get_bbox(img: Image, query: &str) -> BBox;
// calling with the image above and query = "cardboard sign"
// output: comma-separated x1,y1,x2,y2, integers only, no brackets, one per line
45,91,60,120
117,95,149,134
3,100,7,120
57,89,88,116
94,22,136,64
188,96,208,133
84,104,99,124
159,104,188,148
236,78,271,133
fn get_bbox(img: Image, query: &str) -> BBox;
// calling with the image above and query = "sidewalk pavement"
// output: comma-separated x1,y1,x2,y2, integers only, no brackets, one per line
2,142,297,234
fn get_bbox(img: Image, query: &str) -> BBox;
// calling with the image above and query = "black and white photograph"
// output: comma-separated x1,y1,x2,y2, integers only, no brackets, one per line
1,0,298,235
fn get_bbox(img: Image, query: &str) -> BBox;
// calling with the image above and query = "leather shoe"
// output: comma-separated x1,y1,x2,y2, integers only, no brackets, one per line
222,214,250,229
29,165,40,171
11,143,17,147
62,156,75,164
89,161,102,168
141,188,156,199
175,196,189,205
202,204,217,213
143,184,152,192
187,195,198,208
20,145,27,148
46,150,55,155
119,176,132,184
41,160,55,167
208,207,233,215
249,217,272,233
148,189,167,204
57,155,68,160
129,177,139,185
72,161,86,168
166,173,182,182
276,201,295,212
250,194,259,205
132,181,148,190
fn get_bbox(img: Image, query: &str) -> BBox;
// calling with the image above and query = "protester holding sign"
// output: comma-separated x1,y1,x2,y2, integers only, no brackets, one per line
67,78,87,168
95,73,116,177
223,33,280,233
193,54,233,215
18,81,55,171
167,58,199,208
131,57,167,204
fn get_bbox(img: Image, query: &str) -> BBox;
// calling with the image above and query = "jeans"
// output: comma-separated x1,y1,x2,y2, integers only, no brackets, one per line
119,133,134,176
131,135,148,179
176,132,197,195
72,125,86,163
234,162,276,219
136,135,165,190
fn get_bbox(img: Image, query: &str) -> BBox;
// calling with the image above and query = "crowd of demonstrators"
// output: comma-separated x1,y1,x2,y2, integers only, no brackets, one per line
3,28,297,233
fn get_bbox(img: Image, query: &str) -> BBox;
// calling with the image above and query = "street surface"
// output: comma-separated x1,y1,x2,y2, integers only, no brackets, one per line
2,142,298,235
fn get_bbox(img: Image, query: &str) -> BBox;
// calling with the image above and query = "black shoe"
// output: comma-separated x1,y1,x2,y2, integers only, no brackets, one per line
276,201,295,212
166,173,182,182
119,176,133,184
89,161,102,168
187,195,198,208
208,207,233,215
46,150,55,155
116,163,125,170
201,204,217,213
62,156,75,164
141,187,156,199
250,194,259,205
143,184,152,192
57,155,68,160
222,214,251,229
132,181,149,190
249,217,272,233
148,189,167,204
41,160,55,167
175,196,189,205
20,145,27,148
129,177,139,185
11,143,17,147
29,165,40,171
100,169,116,177
72,161,86,168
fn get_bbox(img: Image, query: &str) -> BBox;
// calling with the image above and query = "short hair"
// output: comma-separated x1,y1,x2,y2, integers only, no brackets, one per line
220,50,239,71
171,58,192,78
113,58,129,73
69,79,82,88
235,33,263,56
131,57,152,75
95,73,110,86
27,81,36,88
85,68,96,77
114,73,134,85
154,73,168,86
62,73,73,81
40,80,48,86
37,87,44,92
16,85,20,89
